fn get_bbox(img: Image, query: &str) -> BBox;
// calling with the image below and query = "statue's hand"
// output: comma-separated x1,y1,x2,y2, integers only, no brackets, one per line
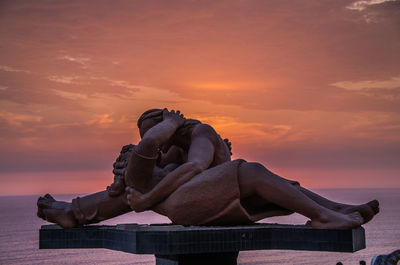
107,175,125,196
112,144,134,175
224,138,232,155
108,144,134,196
162,108,185,127
125,186,151,212
112,160,128,176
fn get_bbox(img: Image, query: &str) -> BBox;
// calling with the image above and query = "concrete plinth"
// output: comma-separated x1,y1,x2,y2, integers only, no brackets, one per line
39,223,366,264
155,252,239,265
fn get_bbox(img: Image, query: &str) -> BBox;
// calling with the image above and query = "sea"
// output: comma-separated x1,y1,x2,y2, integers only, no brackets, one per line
0,188,399,265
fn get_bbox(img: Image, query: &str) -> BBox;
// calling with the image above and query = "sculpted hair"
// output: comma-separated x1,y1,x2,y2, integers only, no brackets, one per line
137,109,163,128
137,108,232,153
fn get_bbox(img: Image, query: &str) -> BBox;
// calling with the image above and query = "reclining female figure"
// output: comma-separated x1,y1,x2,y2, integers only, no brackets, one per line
38,109,379,229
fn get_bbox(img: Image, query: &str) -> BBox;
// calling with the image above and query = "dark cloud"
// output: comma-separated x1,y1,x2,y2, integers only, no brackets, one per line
358,0,400,25
0,67,141,109
0,71,85,109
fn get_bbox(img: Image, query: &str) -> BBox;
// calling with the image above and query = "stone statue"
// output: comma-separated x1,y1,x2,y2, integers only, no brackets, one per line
37,109,379,229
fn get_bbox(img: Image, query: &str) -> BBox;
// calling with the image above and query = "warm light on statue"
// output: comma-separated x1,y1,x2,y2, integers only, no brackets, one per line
37,108,379,229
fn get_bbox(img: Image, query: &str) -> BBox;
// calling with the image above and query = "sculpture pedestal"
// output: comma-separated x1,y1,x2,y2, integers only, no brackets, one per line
155,252,238,265
39,223,366,265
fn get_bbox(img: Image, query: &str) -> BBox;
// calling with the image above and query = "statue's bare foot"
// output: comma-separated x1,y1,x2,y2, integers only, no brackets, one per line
125,187,150,212
339,200,379,224
311,210,363,229
37,194,78,228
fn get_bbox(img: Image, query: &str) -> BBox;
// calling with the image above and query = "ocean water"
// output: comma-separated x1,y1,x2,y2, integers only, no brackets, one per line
0,188,399,265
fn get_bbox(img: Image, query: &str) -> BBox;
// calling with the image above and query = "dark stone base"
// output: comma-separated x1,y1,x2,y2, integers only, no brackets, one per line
39,223,366,265
155,252,239,265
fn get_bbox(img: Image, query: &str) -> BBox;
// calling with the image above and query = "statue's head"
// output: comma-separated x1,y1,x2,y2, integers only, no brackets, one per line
137,108,182,153
137,108,202,151
137,108,163,138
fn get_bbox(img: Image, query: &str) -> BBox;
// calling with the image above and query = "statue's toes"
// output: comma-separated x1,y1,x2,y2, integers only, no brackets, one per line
37,209,46,220
367,200,380,214
37,197,52,208
44,194,56,201
37,196,45,205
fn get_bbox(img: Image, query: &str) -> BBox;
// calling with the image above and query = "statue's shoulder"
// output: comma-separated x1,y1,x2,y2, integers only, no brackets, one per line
191,123,218,142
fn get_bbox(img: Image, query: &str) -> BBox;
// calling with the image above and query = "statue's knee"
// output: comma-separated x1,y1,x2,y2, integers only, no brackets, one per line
163,196,195,225
238,162,270,194
162,197,181,222
288,180,301,187
244,162,271,177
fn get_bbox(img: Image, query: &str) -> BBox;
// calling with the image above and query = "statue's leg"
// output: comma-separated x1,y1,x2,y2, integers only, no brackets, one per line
295,186,379,223
37,191,132,228
72,190,132,225
296,187,344,210
37,194,78,228
38,143,158,228
237,162,365,229
238,164,379,224
124,146,158,193
267,171,379,223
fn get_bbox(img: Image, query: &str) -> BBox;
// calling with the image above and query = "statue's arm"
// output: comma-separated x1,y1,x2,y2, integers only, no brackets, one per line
158,145,186,167
127,125,216,212
134,112,184,158
125,109,185,189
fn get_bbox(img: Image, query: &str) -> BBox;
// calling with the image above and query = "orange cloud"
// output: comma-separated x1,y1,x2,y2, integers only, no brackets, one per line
0,0,399,194
0,111,42,126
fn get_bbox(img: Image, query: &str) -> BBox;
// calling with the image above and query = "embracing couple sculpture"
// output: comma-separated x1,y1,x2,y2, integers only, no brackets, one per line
37,108,379,229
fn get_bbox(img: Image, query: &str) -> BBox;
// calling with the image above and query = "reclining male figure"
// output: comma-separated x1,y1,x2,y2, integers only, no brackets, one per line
38,109,379,229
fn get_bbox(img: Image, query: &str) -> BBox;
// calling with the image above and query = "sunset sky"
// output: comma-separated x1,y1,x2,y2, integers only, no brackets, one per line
0,0,399,195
